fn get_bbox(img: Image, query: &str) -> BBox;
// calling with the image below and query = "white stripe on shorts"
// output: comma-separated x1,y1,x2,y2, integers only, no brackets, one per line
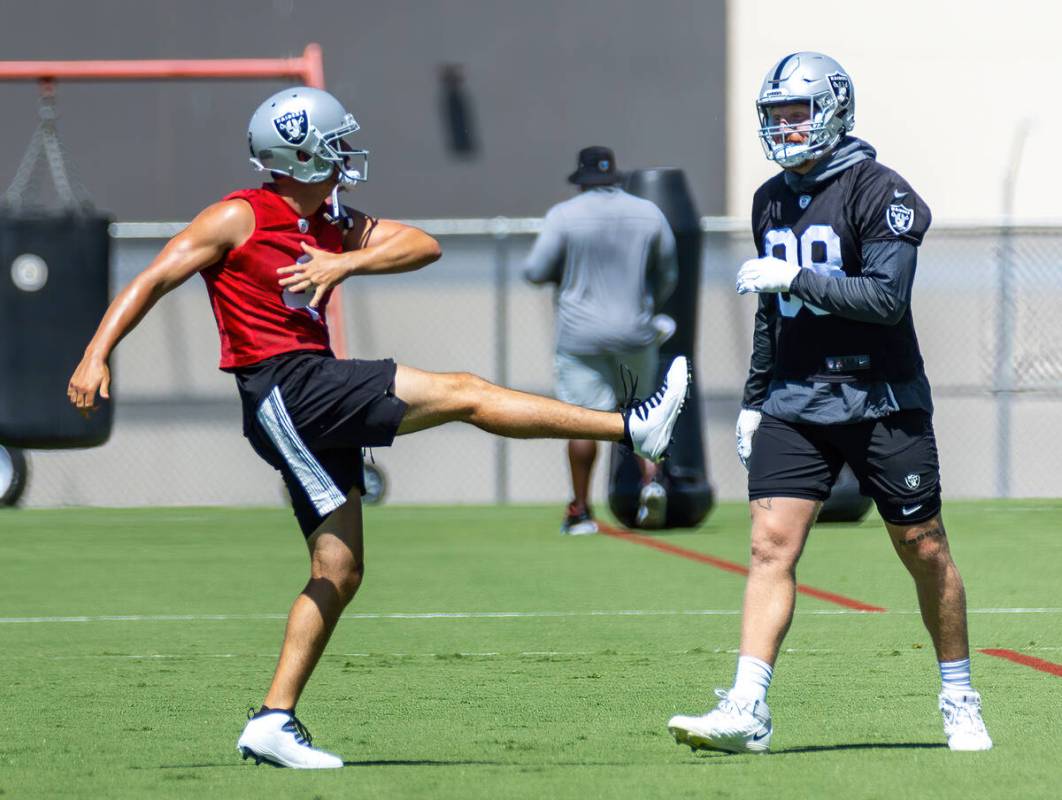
256,387,346,517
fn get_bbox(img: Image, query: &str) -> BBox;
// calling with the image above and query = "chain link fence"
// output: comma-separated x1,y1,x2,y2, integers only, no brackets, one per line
18,219,1062,510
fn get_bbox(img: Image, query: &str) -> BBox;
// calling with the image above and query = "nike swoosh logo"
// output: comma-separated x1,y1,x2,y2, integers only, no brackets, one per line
901,504,923,516
893,190,909,199
752,728,771,741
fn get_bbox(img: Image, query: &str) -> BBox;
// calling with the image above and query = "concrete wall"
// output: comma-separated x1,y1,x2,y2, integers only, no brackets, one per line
0,0,727,220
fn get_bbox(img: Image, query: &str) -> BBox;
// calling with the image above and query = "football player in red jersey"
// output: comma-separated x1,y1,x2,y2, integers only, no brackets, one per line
67,87,689,768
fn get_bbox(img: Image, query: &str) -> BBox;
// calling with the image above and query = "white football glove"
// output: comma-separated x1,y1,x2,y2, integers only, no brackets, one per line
736,408,762,469
735,256,800,295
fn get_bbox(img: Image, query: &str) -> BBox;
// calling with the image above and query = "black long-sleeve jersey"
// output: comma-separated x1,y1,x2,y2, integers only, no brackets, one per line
742,155,933,415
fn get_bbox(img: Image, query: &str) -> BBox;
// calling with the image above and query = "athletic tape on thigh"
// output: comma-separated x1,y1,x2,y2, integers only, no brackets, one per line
256,387,346,517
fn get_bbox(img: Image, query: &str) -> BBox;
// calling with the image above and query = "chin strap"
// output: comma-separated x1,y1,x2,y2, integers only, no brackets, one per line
323,183,355,229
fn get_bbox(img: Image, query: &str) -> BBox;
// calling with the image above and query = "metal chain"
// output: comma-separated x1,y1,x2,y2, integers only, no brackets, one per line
3,123,46,211
2,86,94,214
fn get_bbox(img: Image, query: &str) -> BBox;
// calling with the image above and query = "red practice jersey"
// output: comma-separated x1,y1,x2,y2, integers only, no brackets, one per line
201,185,344,369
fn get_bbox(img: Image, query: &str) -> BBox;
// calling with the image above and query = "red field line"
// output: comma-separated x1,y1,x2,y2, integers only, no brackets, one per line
597,524,886,613
979,648,1062,677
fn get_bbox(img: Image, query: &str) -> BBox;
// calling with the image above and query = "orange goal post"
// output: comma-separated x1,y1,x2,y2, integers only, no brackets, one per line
0,43,350,358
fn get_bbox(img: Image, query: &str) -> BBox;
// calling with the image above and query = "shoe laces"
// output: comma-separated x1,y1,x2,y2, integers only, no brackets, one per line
941,695,986,733
619,364,669,423
282,715,314,747
248,706,315,747
713,688,747,716
618,365,642,418
711,688,767,723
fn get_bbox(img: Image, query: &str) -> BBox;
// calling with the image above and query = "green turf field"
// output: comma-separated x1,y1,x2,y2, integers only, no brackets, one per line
2,501,1060,799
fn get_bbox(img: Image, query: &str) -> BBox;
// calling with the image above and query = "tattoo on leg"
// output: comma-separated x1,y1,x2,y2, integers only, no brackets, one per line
755,498,773,510
899,525,946,547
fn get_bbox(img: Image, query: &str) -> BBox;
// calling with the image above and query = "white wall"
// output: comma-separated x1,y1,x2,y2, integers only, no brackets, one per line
728,1,1060,221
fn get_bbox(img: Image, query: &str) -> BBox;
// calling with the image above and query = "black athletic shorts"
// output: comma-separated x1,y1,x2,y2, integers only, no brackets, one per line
233,350,408,537
747,410,942,525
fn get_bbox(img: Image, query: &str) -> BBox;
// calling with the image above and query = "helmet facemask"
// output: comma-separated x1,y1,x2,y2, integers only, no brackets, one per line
756,92,845,169
315,113,369,186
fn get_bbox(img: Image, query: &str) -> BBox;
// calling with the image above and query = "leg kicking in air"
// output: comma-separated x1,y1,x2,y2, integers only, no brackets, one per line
236,357,688,767
67,83,690,768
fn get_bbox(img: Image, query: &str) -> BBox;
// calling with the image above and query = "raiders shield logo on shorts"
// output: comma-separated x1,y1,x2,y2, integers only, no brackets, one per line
274,110,309,145
887,203,915,235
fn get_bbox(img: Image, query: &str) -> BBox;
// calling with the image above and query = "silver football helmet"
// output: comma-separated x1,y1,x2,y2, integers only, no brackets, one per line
756,52,855,168
248,86,368,187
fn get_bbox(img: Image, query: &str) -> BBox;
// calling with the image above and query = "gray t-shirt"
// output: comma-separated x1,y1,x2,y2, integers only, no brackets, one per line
523,187,678,355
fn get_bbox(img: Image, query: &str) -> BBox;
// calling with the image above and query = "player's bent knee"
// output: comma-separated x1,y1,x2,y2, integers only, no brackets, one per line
456,371,490,394
892,519,951,570
449,372,490,417
909,539,950,569
323,561,364,603
749,531,800,571
312,547,365,601
338,565,364,602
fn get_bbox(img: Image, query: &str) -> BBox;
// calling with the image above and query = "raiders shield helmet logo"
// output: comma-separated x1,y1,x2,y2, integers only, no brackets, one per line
887,203,915,235
905,473,921,490
273,110,309,145
826,72,852,109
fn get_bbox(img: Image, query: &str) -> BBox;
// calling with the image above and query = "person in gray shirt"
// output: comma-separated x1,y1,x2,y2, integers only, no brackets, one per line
525,146,678,534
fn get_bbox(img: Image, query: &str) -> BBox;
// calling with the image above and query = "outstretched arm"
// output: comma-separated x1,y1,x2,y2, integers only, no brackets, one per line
67,200,252,411
278,215,442,308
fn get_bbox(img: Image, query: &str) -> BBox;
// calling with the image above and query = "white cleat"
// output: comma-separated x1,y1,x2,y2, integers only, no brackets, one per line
635,481,668,529
939,690,993,751
627,356,690,462
237,709,343,769
668,689,772,754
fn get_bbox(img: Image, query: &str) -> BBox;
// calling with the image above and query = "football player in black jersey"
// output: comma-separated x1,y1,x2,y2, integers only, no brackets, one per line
668,52,992,753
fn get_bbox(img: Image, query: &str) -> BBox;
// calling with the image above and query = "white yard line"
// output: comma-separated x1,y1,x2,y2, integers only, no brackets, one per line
1,607,1060,624
6,645,1062,661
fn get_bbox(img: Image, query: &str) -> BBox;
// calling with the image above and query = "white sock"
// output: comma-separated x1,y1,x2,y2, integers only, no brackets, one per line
730,655,773,703
940,657,973,693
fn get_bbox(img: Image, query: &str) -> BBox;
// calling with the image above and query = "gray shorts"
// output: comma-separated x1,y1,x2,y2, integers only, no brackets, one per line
554,347,659,411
